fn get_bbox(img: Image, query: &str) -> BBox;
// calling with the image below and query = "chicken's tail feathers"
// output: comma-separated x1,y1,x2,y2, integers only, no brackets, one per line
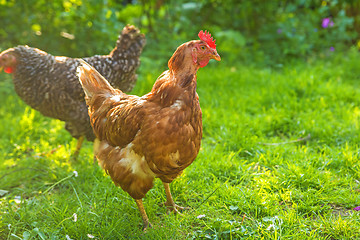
114,25,146,58
77,59,117,99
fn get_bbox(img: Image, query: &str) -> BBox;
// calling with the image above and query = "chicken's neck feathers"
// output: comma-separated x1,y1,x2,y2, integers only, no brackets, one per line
145,42,200,107
146,68,197,108
13,46,57,81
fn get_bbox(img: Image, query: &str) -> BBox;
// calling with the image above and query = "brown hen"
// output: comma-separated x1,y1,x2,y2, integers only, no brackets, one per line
77,30,220,230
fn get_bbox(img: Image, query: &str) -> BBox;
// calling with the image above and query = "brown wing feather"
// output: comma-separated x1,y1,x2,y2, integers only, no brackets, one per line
101,96,146,147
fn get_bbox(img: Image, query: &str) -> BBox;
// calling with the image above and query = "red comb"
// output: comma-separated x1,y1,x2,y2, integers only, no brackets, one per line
198,30,216,49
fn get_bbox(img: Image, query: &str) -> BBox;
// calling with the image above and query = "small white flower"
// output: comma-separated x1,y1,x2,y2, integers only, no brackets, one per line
197,214,206,219
14,196,21,204
87,234,95,238
73,171,78,177
66,235,72,240
266,223,275,231
72,213,77,222
8,224,11,230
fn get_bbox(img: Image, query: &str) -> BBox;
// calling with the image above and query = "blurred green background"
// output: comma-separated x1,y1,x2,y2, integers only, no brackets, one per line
0,0,359,67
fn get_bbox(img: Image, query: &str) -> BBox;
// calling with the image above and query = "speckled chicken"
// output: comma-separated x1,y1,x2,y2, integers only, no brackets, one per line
77,30,220,230
0,25,145,156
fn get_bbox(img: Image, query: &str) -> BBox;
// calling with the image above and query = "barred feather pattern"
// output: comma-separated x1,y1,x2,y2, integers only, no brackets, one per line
9,25,145,141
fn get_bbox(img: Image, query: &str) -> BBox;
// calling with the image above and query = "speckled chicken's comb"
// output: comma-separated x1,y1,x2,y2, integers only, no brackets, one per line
198,30,216,49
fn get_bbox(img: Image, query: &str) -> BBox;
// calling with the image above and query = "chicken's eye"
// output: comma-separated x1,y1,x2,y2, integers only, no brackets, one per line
200,46,206,50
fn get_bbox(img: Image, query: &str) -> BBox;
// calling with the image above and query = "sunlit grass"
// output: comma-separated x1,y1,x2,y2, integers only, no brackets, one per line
1,49,360,239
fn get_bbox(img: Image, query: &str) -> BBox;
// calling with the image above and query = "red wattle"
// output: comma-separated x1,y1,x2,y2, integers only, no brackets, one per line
4,67,13,74
199,59,210,68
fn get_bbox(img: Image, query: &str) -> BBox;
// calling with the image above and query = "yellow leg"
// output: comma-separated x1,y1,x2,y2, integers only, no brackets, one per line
163,182,190,214
93,138,100,164
73,135,84,159
135,199,152,231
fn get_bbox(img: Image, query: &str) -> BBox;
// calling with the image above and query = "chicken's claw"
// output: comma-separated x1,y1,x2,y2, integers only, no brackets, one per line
142,222,152,232
164,202,190,215
162,182,191,215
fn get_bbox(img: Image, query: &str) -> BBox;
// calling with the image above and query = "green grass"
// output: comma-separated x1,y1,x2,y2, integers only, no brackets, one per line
1,49,360,239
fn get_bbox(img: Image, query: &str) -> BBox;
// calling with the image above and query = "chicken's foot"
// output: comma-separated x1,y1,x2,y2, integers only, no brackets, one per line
162,182,190,214
72,135,84,159
135,199,152,231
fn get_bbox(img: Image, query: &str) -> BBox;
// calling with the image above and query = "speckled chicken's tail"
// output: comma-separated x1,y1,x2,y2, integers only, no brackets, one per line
77,59,118,100
114,25,146,58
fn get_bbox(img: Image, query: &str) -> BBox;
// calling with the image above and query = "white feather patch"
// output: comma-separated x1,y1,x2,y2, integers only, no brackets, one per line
110,95,121,102
169,151,180,162
119,143,155,178
171,99,183,110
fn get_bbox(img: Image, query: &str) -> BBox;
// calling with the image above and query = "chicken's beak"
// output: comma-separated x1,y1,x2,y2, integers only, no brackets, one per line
212,50,221,61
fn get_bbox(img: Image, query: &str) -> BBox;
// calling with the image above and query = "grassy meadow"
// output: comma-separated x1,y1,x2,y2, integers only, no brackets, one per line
1,49,360,239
